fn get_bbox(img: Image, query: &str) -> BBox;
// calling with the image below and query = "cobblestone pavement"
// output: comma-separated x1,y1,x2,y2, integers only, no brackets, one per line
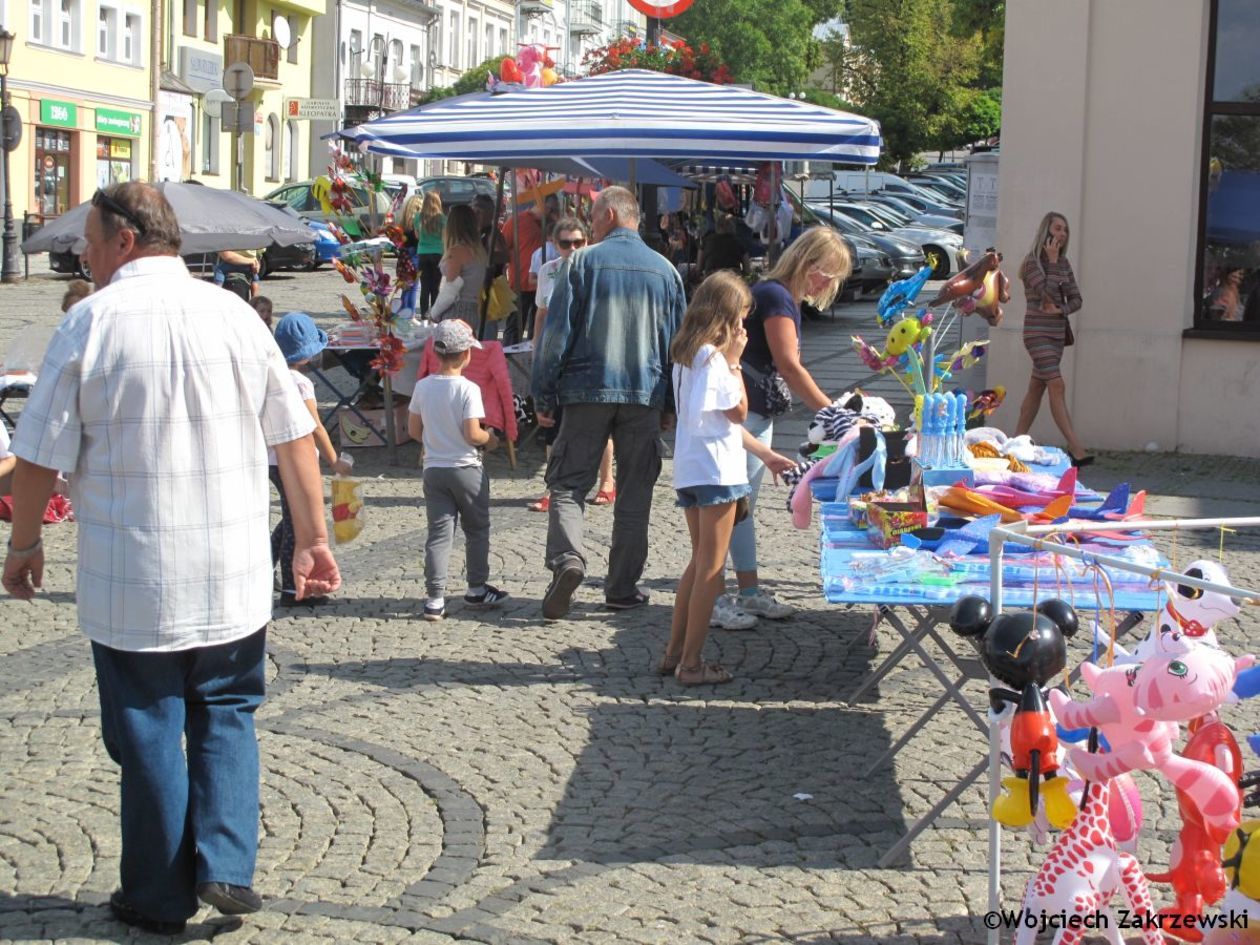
3,261,1260,944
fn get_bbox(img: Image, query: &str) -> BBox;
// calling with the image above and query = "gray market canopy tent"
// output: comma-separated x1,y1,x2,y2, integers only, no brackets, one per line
23,181,315,256
344,69,881,165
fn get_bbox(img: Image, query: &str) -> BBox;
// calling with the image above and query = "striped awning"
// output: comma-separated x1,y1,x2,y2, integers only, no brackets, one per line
345,70,881,165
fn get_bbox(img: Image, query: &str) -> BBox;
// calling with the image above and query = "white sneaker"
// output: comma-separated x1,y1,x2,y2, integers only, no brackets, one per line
736,589,794,620
710,596,758,630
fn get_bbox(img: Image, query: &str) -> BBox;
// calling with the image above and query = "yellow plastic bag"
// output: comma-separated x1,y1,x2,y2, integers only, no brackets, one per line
482,274,516,321
331,474,365,545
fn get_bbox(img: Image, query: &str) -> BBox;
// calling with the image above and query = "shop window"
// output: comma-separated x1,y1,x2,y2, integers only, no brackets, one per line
1196,0,1260,332
34,127,73,217
201,110,219,174
96,136,134,188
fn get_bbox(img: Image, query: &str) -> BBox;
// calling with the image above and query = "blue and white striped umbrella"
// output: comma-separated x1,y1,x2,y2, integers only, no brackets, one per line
346,70,881,165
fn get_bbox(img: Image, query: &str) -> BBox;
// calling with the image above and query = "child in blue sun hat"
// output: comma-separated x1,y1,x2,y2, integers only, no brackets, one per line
270,312,352,607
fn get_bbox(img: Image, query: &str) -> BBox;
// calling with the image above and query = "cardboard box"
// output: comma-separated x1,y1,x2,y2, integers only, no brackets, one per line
866,485,929,549
337,405,412,448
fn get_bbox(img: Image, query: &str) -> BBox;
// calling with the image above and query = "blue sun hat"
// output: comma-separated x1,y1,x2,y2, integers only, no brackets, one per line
274,312,328,365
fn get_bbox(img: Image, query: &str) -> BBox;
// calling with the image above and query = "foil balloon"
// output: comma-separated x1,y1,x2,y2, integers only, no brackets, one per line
499,56,523,84
876,265,933,326
882,317,926,357
928,250,1011,326
541,66,558,86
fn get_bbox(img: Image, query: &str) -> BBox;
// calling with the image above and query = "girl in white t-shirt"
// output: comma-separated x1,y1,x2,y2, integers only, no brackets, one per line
660,271,790,686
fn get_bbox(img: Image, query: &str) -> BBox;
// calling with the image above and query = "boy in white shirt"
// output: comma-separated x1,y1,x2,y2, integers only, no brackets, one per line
408,319,510,620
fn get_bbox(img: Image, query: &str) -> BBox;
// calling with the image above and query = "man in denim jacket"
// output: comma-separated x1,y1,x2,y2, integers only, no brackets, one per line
531,187,685,619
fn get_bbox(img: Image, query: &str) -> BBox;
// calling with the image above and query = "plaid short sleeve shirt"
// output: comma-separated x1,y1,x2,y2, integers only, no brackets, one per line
11,255,315,652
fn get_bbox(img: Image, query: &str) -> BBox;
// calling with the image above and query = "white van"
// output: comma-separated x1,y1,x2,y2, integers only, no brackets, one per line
803,170,914,201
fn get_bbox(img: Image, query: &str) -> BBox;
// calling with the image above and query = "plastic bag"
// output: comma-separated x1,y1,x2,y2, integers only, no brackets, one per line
331,457,365,545
482,274,516,321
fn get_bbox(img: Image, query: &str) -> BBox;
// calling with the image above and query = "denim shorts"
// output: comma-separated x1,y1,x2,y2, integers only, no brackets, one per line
675,483,751,508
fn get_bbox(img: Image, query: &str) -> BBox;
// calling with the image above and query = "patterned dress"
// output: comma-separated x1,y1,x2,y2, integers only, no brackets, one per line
1020,253,1082,381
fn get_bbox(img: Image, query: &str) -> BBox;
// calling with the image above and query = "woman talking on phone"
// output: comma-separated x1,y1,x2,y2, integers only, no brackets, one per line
1013,211,1092,467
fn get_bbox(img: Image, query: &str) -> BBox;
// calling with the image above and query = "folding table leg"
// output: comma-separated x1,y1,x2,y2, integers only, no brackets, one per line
864,685,960,778
877,755,988,867
894,622,989,732
845,607,931,704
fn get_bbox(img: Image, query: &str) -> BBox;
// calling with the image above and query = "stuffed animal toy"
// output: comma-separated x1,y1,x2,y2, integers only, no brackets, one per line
1049,642,1254,843
950,595,1080,828
806,393,867,445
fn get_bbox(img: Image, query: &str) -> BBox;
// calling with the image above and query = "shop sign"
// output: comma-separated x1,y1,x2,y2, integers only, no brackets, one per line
110,139,132,159
284,98,339,121
96,108,143,138
178,46,225,93
40,99,77,128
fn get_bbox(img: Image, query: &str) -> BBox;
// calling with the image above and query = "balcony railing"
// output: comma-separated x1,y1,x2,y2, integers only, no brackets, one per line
570,0,603,34
345,79,412,112
224,34,281,81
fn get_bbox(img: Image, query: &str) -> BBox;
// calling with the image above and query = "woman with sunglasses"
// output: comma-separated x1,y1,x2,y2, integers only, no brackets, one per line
721,226,851,629
527,217,614,512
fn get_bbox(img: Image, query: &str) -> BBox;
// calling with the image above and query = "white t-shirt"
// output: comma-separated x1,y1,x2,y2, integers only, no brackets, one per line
409,374,485,469
529,242,558,280
268,369,316,466
672,344,747,489
0,422,11,461
535,256,566,310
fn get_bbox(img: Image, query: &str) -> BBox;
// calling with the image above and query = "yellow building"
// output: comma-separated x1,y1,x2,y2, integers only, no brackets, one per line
162,0,326,198
3,0,155,224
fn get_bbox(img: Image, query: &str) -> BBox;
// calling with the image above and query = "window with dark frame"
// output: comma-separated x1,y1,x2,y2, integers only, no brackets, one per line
1196,0,1260,331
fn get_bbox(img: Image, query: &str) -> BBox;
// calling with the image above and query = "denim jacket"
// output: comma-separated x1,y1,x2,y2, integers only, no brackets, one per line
531,228,685,412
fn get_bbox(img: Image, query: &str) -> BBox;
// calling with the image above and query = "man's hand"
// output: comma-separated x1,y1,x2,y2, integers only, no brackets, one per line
661,413,676,433
483,431,500,452
2,544,44,600
536,409,556,428
291,542,341,601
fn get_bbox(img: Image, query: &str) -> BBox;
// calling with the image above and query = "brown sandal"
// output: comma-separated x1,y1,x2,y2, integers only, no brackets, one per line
656,654,681,676
674,661,733,686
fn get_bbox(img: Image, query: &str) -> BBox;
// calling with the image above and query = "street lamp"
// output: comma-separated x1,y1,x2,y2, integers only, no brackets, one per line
0,28,17,284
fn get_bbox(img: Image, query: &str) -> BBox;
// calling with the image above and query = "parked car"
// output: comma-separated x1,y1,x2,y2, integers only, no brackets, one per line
265,179,391,236
807,205,926,280
908,175,967,202
860,190,963,222
416,175,499,208
809,199,966,278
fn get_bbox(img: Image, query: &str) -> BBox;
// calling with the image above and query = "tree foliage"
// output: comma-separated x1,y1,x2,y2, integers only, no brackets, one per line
667,0,817,95
842,0,1001,166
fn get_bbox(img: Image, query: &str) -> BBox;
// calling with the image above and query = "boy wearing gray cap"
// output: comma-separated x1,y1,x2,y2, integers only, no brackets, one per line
408,319,510,620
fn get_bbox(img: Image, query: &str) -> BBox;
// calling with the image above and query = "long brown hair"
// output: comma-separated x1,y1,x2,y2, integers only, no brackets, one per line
419,191,444,235
670,270,751,368
764,226,851,309
443,204,486,260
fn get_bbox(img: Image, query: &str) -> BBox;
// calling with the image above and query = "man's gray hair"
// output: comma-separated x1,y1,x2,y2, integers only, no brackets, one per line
593,186,640,226
96,181,182,255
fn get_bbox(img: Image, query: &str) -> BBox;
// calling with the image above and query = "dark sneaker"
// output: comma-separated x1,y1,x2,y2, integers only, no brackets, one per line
464,584,510,606
423,600,446,621
542,560,585,621
279,593,330,608
197,881,263,915
109,890,187,934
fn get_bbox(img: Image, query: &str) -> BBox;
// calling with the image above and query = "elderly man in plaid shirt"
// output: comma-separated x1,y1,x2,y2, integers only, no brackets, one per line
1,182,340,934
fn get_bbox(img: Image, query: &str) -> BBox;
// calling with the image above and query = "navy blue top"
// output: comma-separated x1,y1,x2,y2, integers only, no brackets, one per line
741,279,800,416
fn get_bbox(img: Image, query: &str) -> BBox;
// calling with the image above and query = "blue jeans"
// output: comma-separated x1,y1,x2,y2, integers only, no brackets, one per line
676,483,750,508
92,628,267,922
728,411,773,573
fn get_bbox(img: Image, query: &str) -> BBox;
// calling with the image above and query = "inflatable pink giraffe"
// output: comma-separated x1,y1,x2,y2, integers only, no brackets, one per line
1048,641,1252,843
1016,779,1162,945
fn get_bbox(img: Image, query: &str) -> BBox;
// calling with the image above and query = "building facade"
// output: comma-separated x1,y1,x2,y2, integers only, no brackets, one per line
988,0,1260,458
2,0,155,225
162,0,325,196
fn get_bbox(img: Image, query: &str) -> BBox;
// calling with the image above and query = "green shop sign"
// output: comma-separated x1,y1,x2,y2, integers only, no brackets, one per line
40,99,77,128
95,108,143,138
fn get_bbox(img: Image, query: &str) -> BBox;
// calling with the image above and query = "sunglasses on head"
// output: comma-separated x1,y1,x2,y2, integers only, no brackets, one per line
91,189,147,237
557,237,587,249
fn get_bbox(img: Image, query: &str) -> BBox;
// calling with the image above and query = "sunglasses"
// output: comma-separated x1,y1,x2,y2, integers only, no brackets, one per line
91,189,146,237
557,237,587,249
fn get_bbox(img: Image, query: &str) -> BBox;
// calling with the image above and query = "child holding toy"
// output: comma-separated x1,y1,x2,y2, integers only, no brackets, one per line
658,271,794,685
407,319,510,621
271,312,353,607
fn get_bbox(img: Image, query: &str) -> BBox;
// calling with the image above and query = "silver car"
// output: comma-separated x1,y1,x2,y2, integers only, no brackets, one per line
808,199,967,278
